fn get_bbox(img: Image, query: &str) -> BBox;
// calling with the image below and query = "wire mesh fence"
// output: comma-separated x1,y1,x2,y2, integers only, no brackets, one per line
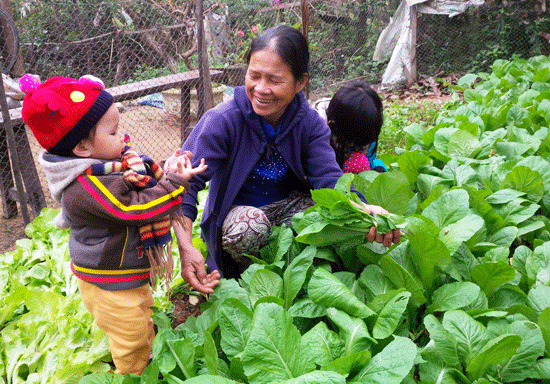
0,0,548,223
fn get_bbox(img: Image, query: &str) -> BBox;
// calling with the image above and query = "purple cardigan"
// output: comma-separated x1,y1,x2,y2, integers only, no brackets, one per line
181,86,344,276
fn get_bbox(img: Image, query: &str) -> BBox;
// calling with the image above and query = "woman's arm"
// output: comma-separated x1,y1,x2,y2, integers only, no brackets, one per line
173,217,220,294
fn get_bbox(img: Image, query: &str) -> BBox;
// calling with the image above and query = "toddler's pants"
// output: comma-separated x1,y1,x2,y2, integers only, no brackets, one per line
78,279,155,375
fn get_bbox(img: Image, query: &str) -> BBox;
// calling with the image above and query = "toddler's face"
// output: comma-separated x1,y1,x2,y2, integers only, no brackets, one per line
85,104,125,160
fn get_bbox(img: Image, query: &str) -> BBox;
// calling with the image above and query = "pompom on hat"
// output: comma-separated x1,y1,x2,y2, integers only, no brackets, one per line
20,74,114,157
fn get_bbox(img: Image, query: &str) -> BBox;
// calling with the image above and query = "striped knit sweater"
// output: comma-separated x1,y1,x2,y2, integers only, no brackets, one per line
38,151,189,291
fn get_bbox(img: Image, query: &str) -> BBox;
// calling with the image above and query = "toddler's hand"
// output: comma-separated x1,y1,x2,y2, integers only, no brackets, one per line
175,156,207,181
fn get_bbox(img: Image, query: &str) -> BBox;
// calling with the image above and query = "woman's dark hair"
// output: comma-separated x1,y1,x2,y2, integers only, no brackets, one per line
325,80,383,167
246,25,309,81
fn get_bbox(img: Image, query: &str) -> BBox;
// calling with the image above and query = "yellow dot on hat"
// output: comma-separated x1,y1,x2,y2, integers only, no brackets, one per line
70,91,85,102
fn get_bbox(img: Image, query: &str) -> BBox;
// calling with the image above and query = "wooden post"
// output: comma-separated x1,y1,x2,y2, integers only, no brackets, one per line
196,0,214,120
301,0,310,99
0,66,30,225
409,3,418,84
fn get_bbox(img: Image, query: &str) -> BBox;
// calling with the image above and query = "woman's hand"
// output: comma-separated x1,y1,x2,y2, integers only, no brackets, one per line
163,149,182,172
180,245,220,294
173,219,220,294
363,204,402,247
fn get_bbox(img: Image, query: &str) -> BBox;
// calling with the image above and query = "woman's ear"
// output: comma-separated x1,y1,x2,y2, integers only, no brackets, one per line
295,73,309,94
72,139,93,158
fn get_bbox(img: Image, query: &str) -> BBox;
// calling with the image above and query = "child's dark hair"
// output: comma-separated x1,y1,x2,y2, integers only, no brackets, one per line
326,80,383,168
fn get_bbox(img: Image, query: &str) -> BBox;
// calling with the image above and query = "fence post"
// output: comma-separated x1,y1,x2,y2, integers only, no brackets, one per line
301,0,309,99
196,0,214,120
0,69,31,225
410,3,417,84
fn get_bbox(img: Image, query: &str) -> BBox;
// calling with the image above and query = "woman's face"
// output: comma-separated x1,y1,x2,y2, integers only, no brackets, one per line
245,48,308,126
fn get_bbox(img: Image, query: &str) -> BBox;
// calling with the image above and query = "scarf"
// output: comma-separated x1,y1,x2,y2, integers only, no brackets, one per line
83,135,176,290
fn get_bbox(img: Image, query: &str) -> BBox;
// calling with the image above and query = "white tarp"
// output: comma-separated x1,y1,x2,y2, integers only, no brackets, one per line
374,0,485,85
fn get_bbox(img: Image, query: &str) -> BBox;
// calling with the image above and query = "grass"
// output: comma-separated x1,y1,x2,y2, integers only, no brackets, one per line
378,97,445,156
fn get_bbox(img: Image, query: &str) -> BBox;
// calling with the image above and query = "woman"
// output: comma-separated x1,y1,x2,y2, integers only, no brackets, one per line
173,25,400,294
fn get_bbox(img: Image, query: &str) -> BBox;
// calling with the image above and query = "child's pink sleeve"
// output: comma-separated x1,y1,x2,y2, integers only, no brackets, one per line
343,152,371,174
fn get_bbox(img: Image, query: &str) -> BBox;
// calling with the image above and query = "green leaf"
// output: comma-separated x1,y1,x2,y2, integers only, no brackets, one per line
320,350,371,377
372,290,410,339
163,337,196,378
396,150,431,186
422,189,470,228
539,307,550,356
283,246,315,310
288,297,327,319
471,261,516,296
501,166,544,203
379,254,427,307
358,264,394,299
447,130,482,158
353,336,417,384
296,222,365,246
78,373,126,384
204,330,218,375
534,358,550,379
308,268,375,319
516,156,550,193
507,105,530,126
362,171,414,215
500,320,545,382
428,282,481,313
487,226,519,248
405,216,451,296
466,334,521,380
248,268,283,305
311,188,350,209
180,376,239,383
241,303,314,383
211,279,251,310
219,298,253,359
525,242,550,287
273,370,347,384
486,189,526,205
326,308,376,356
527,286,550,316
458,73,479,88
439,214,485,255
465,185,506,235
301,321,344,366
269,226,296,264
442,310,486,365
424,314,461,367
449,244,479,282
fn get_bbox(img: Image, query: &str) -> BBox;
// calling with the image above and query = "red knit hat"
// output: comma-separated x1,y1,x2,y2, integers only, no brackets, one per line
20,74,114,157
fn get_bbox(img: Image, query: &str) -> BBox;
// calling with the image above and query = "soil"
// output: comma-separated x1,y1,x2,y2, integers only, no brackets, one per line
0,74,459,327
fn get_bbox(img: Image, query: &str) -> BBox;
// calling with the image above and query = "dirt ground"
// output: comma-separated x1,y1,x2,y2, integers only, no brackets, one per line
0,75,456,325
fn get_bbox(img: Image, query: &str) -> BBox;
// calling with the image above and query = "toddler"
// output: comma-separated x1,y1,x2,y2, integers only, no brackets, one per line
324,80,387,173
20,74,206,375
